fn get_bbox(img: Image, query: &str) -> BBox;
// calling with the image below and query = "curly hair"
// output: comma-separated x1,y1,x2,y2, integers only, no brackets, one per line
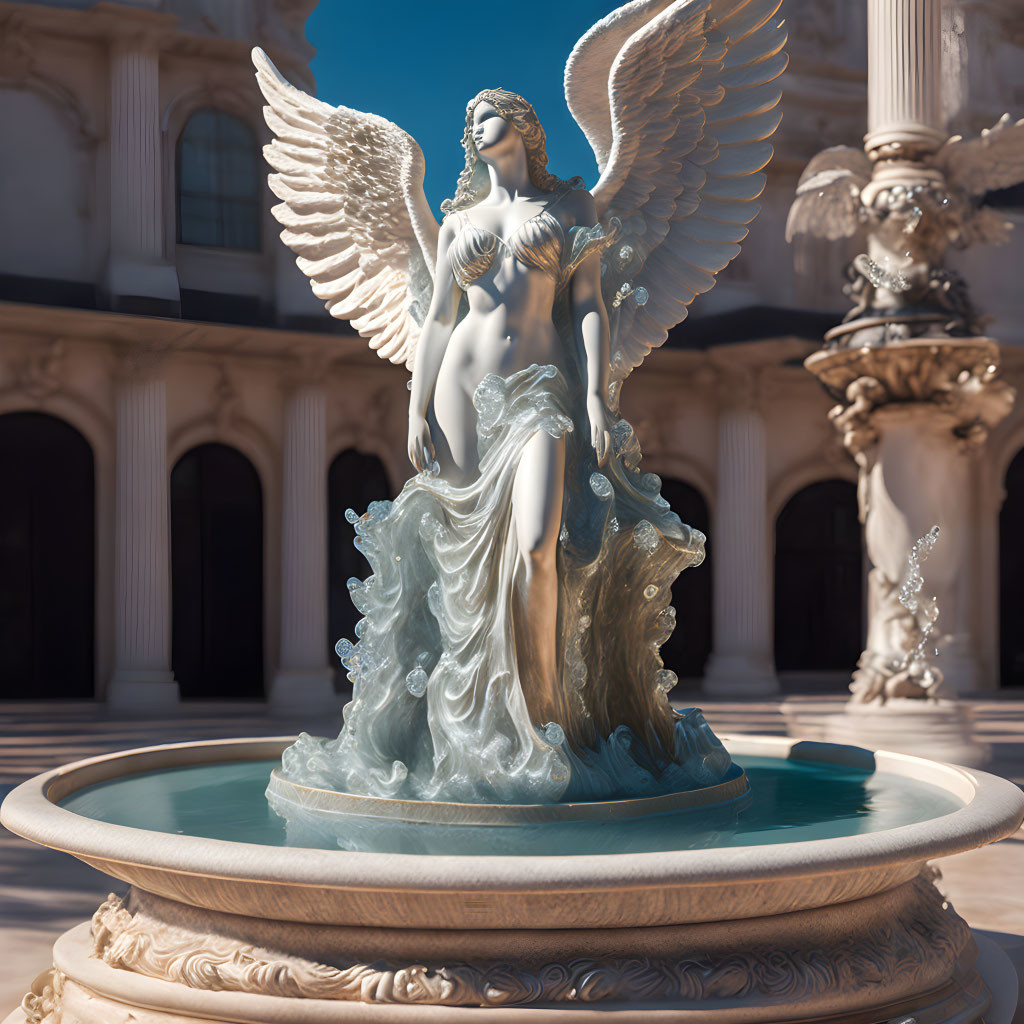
441,88,582,215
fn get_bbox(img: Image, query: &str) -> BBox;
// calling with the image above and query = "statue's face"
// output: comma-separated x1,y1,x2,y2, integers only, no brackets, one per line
472,101,515,155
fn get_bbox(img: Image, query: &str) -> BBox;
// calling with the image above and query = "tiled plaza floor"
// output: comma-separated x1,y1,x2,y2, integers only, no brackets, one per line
1,696,1022,1013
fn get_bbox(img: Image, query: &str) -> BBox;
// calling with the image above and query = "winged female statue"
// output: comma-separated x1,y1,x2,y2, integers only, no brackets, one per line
253,0,786,806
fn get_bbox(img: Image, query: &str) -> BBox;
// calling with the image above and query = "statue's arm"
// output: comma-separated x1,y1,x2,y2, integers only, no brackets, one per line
568,192,613,463
407,219,460,470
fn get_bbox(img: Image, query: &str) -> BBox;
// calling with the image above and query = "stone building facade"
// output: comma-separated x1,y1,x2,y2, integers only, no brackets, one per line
0,0,1022,709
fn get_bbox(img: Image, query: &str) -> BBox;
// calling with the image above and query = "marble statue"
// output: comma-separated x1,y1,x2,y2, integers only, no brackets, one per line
253,0,785,805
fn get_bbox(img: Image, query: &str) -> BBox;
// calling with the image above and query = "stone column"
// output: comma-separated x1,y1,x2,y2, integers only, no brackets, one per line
865,0,945,158
703,371,778,696
269,383,337,713
106,369,179,710
106,37,180,315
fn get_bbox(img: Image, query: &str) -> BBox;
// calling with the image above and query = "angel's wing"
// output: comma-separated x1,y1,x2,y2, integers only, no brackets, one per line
784,146,871,242
253,48,439,369
934,114,1024,197
565,0,787,384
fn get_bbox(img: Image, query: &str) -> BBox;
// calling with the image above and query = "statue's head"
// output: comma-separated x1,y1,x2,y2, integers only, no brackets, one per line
442,88,581,214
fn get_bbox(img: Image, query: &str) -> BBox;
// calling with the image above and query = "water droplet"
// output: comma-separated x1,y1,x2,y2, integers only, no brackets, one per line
644,584,659,599
542,721,565,746
416,650,431,666
609,516,620,533
589,472,613,500
634,286,649,306
578,614,592,630
559,525,570,546
633,520,660,553
345,508,360,524
335,638,353,661
656,669,678,693
405,666,428,697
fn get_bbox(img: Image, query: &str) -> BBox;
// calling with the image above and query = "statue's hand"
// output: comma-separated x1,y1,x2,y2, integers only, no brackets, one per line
587,394,614,466
407,412,436,473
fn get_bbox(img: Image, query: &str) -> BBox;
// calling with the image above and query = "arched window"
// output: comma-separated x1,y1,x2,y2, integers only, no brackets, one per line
774,479,862,674
176,109,260,250
171,444,264,698
1000,448,1024,688
0,412,94,698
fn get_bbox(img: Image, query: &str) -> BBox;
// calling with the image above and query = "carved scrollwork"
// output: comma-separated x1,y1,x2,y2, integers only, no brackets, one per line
87,878,968,1008
810,340,1016,459
21,966,63,1024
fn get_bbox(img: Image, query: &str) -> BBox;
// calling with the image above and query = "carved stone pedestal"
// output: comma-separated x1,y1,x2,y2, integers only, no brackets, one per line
824,699,990,768
5,736,1021,1024
805,338,1013,710
7,879,992,1024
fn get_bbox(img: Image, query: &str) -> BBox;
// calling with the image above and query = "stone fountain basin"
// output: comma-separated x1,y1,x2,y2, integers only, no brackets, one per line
3,733,1021,933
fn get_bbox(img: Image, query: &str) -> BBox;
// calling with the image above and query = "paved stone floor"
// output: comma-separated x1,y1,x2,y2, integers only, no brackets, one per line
1,696,1022,1014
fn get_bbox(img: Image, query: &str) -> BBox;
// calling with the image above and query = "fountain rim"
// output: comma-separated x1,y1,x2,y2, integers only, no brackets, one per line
3,732,1021,895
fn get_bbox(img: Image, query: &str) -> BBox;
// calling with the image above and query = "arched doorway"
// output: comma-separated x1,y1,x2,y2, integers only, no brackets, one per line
774,479,862,673
171,443,263,699
0,412,94,698
658,478,712,689
328,450,393,678
1000,448,1024,688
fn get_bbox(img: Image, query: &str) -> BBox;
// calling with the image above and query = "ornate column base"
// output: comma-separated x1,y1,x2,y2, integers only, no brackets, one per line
268,667,343,715
105,670,180,712
823,698,990,768
702,653,779,696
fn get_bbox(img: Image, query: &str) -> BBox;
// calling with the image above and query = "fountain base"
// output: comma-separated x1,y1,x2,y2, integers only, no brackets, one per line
7,878,992,1023
3,735,1021,1023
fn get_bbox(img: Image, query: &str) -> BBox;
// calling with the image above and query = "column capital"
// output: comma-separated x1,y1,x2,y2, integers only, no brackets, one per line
712,364,760,413
280,350,333,395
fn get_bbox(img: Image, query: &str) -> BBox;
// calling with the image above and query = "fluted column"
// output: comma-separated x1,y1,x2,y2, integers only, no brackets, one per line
106,371,179,710
269,383,337,712
703,371,778,696
865,0,945,158
106,37,180,313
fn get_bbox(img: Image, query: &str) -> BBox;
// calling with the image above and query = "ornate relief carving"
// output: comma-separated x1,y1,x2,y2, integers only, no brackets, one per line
87,878,968,1008
21,966,63,1024
0,339,66,403
811,339,1015,459
0,13,101,149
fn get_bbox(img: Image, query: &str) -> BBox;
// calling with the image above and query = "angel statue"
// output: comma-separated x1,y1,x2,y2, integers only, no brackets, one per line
253,0,785,806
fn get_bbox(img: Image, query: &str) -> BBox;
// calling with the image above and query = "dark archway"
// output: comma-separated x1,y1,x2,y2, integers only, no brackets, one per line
774,479,862,673
1000,448,1024,688
171,443,263,699
0,412,94,698
328,450,393,676
658,478,712,689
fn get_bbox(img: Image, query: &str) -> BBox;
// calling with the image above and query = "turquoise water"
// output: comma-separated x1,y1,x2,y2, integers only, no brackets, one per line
58,756,965,856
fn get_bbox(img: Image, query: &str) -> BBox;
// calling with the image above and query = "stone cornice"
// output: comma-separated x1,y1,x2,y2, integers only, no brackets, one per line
0,301,377,371
0,1,312,87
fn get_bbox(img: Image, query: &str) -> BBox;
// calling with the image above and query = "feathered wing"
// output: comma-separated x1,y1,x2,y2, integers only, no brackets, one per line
253,48,439,370
784,146,871,242
934,114,1024,197
565,0,787,386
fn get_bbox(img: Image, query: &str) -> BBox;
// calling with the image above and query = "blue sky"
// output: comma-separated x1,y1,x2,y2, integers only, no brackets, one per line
307,0,615,213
